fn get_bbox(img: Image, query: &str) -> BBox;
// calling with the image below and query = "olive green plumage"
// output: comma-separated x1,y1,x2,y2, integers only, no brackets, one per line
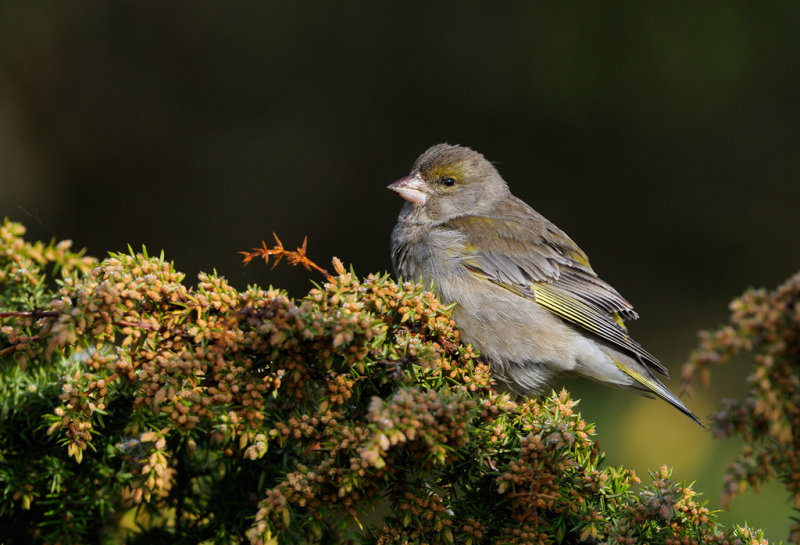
388,143,700,425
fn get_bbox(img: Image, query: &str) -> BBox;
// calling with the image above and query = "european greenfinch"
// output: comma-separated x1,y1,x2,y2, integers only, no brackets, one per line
389,143,700,425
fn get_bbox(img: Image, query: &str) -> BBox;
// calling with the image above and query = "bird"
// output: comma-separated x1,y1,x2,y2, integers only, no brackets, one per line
388,143,700,425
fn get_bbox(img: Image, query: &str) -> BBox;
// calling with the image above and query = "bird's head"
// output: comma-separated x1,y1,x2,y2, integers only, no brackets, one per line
388,143,509,222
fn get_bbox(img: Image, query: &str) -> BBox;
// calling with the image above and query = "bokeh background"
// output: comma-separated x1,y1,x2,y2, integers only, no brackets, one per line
2,2,799,538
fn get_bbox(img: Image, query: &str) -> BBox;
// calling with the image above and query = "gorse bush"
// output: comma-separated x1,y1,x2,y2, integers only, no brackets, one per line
0,218,772,544
683,270,800,543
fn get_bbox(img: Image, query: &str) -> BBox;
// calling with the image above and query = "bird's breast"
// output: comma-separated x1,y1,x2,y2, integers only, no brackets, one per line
391,221,469,288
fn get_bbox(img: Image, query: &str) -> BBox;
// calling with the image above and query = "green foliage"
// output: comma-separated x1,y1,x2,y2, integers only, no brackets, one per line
684,270,800,543
0,219,769,544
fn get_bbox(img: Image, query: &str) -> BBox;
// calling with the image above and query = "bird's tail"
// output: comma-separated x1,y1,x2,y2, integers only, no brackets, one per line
611,355,703,427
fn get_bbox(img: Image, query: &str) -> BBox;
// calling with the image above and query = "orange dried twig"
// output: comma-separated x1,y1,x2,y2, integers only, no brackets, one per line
240,233,332,280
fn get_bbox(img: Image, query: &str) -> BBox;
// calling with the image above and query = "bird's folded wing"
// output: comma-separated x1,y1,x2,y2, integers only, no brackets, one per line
448,214,668,377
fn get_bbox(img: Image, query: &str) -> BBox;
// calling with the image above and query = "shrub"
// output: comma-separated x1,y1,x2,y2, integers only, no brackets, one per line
684,270,800,543
0,219,768,544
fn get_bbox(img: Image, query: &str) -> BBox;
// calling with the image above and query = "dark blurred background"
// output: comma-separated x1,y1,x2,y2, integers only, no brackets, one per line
2,2,798,537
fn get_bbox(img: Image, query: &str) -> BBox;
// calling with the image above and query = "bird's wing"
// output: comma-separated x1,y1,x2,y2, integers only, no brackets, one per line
446,207,668,376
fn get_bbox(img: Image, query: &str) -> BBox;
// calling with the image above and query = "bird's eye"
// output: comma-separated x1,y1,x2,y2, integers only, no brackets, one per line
441,177,456,187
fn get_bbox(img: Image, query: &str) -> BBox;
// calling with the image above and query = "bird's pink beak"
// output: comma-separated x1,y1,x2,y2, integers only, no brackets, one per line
387,173,428,205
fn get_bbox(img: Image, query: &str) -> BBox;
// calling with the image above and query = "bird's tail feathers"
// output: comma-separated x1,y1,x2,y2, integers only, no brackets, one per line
612,356,703,427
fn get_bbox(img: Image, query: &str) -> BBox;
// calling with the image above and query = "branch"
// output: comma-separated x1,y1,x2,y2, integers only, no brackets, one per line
240,233,334,281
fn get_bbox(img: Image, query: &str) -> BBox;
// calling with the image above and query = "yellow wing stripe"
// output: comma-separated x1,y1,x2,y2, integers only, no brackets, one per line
531,284,626,342
530,283,665,374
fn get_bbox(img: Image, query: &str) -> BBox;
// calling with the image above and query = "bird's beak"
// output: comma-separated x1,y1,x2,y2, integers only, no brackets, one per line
387,173,428,205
